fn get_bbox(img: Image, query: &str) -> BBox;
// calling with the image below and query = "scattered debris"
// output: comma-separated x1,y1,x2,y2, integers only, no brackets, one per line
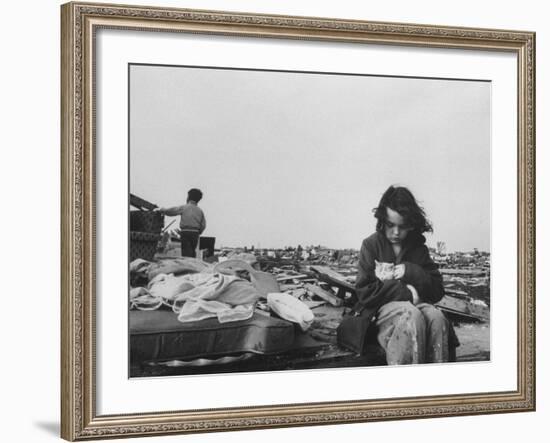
135,240,490,366
152,243,491,323
436,295,489,322
304,283,343,307
276,274,309,282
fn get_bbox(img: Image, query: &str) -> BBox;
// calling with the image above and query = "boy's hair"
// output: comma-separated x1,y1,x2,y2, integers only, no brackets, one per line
187,188,203,203
373,185,432,235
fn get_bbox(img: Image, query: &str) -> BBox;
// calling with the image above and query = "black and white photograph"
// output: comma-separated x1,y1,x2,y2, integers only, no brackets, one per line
128,63,491,378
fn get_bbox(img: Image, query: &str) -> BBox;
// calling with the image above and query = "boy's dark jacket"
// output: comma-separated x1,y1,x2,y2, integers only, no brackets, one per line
337,231,446,354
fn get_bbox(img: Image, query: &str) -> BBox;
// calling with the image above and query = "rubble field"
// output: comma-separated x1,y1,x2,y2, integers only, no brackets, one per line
130,242,490,376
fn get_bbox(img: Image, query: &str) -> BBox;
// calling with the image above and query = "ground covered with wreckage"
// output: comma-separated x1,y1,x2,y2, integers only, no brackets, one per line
130,244,490,377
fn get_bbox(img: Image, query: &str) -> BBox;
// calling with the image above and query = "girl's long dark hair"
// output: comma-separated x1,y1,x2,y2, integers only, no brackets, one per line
373,185,433,236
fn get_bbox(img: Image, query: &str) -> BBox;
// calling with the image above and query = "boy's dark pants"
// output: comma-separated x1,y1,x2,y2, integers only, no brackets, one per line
180,231,199,257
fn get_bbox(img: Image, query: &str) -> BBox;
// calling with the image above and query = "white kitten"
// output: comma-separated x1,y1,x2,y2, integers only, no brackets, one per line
375,260,395,281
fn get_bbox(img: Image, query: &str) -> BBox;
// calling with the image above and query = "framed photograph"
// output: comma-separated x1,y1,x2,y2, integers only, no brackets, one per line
61,1,535,440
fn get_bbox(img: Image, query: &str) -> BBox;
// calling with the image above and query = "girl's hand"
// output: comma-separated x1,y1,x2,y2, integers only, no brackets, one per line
406,284,420,305
393,264,405,279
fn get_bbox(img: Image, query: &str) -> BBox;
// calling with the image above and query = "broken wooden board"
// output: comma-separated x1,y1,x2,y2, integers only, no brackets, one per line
276,274,309,282
304,283,343,307
444,288,469,297
310,265,356,293
440,268,487,277
436,294,490,322
130,193,158,211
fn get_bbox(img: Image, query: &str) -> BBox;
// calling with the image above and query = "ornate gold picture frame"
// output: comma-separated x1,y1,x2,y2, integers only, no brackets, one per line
61,1,535,440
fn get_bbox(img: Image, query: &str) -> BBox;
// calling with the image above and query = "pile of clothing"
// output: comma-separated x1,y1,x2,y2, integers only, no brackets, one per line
130,257,261,324
130,257,315,330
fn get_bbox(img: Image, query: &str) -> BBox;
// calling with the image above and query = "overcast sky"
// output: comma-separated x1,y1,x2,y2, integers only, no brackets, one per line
130,64,490,252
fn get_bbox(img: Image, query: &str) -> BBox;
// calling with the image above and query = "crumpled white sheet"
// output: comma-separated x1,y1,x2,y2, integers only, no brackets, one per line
129,287,163,310
144,272,260,323
267,292,314,331
147,273,201,301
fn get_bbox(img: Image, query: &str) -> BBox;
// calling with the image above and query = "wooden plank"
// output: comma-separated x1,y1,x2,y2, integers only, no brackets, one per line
304,283,343,307
130,193,158,210
436,295,489,321
310,265,356,292
444,288,469,297
276,274,309,282
440,268,487,277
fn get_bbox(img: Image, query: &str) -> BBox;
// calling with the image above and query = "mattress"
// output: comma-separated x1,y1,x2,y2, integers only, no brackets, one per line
130,309,296,363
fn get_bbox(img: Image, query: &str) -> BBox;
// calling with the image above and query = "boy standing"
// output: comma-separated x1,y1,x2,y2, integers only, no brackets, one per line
158,188,206,258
